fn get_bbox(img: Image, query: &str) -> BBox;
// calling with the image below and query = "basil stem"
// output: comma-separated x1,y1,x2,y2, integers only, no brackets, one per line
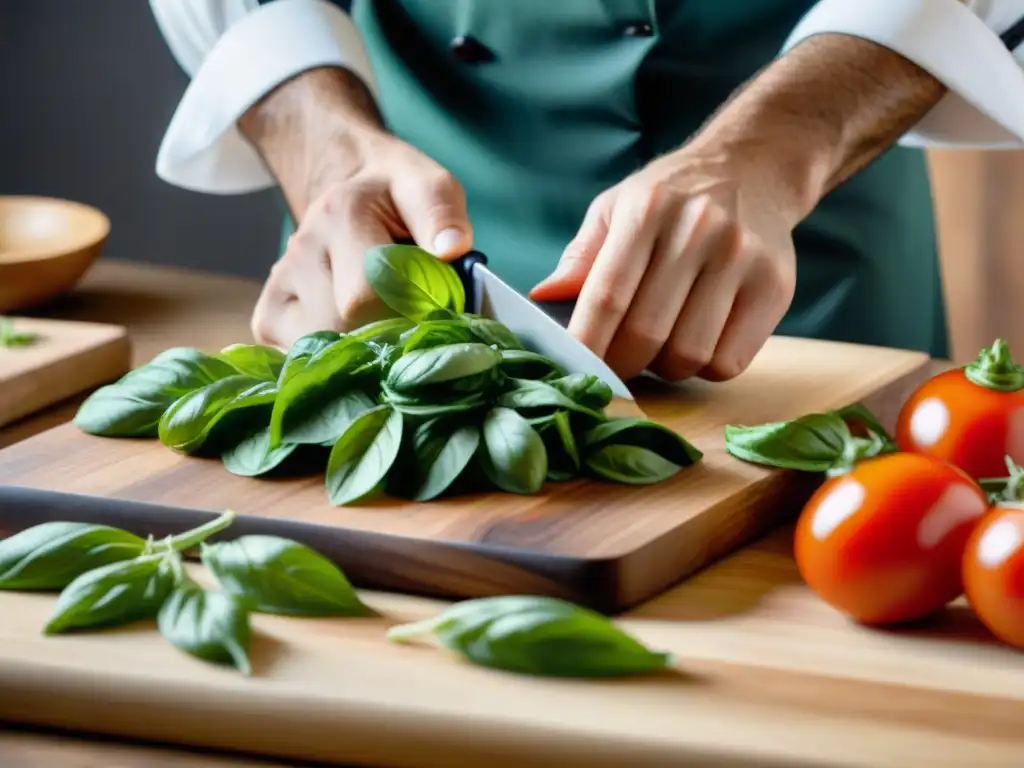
155,509,237,554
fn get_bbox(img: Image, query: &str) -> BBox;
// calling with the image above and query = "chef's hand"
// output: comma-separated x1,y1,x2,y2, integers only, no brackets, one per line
249,132,473,349
529,150,798,383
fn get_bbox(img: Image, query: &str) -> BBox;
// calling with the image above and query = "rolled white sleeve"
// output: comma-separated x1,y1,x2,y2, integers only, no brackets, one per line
149,0,378,194
782,0,1024,149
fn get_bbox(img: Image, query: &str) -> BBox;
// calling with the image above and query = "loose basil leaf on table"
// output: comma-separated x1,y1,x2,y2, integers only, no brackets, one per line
0,522,147,590
385,343,503,395
478,407,548,494
220,425,299,477
158,578,252,675
74,347,239,438
835,402,897,447
498,349,565,381
158,375,277,454
393,417,481,501
724,411,863,472
387,595,675,678
216,343,286,381
269,337,377,448
364,243,465,322
325,404,405,505
201,534,371,616
44,554,177,635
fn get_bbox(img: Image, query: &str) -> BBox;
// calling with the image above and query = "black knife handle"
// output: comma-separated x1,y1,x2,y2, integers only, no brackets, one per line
450,250,488,312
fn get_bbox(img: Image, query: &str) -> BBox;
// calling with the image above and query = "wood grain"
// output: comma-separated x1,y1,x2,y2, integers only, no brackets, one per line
1,524,1022,768
0,317,130,428
0,335,928,612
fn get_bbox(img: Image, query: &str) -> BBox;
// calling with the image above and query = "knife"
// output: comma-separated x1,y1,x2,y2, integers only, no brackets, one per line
448,251,647,419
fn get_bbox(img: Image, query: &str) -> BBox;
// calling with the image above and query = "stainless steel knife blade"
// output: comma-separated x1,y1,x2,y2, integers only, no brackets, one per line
468,261,647,418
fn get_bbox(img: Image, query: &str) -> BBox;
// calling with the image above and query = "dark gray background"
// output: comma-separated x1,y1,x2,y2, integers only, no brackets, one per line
0,0,282,279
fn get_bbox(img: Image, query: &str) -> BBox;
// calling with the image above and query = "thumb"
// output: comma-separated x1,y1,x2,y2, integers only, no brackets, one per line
392,170,473,259
528,199,609,302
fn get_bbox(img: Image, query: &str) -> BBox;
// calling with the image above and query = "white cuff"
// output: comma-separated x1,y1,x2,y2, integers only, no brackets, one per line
782,0,1024,149
150,0,378,194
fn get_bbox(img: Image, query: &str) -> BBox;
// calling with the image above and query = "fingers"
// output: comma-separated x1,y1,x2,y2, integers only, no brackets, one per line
648,220,748,382
602,195,719,379
390,169,473,259
696,260,793,381
528,196,609,303
566,191,663,357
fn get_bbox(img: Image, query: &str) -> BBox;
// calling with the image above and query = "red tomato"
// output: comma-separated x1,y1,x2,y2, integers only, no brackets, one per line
794,452,989,625
963,504,1024,648
895,340,1024,480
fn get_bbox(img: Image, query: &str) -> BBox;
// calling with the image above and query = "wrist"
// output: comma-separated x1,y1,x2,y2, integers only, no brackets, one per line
239,66,390,216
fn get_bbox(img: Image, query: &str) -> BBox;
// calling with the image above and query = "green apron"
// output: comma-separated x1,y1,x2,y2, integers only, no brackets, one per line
272,0,948,358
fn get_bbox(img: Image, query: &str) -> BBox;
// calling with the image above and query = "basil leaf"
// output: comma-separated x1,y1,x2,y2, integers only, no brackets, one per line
44,554,177,635
401,319,476,353
385,343,502,395
400,418,481,501
387,595,674,678
349,317,415,346
0,317,38,347
539,410,580,482
201,535,370,616
277,388,376,447
461,314,523,350
584,418,702,464
325,405,404,505
269,337,377,448
584,445,685,485
158,376,276,454
499,349,565,381
383,389,489,420
479,407,548,494
217,343,286,381
0,522,147,590
158,579,252,675
724,412,853,471
277,330,344,388
549,373,613,411
836,402,896,446
364,244,465,321
74,347,238,437
497,378,606,422
220,425,298,477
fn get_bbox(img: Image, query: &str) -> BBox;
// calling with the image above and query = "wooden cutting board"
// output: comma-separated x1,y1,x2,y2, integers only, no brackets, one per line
0,316,130,428
0,526,1021,768
0,335,928,613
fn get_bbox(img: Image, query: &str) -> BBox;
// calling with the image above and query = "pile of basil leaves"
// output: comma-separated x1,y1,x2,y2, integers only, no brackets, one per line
73,245,702,505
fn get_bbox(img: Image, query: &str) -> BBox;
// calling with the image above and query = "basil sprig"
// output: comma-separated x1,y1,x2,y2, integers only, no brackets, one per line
71,243,703,501
386,596,675,677
724,404,895,474
3,511,374,675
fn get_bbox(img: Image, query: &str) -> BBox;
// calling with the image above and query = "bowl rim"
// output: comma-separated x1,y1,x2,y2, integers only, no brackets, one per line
0,194,111,265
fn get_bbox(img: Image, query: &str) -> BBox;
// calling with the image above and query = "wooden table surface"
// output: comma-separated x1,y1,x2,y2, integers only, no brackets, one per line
0,259,945,768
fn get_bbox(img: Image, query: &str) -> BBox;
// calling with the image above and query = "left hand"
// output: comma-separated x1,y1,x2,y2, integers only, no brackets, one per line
529,149,799,383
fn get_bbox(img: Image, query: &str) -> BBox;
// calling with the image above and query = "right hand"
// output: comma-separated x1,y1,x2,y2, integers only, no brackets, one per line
250,133,473,349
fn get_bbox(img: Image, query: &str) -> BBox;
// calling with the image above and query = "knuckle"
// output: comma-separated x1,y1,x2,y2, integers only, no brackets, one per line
706,355,749,382
422,169,462,198
620,319,664,353
588,285,630,315
665,344,713,377
322,179,379,219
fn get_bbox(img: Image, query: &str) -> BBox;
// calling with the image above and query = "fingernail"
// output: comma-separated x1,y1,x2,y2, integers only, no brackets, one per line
432,228,464,255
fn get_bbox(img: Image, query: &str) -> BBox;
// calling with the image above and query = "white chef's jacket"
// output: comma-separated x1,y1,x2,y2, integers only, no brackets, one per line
149,0,1024,195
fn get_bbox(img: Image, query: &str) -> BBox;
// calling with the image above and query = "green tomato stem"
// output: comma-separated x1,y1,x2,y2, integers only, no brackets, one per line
964,339,1024,392
165,509,237,553
979,456,1024,503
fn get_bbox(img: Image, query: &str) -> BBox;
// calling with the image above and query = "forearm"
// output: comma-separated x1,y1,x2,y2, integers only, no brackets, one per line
238,66,385,218
689,33,947,224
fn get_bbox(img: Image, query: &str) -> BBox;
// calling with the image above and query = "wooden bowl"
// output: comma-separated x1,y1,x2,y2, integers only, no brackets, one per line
0,196,110,312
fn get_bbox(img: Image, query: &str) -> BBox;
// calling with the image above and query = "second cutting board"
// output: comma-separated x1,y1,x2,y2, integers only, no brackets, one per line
0,335,928,612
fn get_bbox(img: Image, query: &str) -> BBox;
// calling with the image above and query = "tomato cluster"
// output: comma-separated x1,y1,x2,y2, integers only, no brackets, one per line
790,340,1024,645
